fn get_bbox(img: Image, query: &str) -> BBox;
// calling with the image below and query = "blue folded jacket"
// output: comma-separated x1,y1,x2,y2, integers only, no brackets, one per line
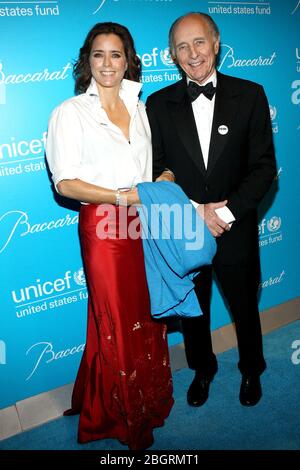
136,181,217,318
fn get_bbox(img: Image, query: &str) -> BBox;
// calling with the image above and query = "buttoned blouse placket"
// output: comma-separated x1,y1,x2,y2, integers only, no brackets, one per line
92,92,140,188
123,95,142,181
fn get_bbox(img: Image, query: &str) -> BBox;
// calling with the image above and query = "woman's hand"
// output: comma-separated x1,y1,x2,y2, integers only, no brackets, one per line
120,187,140,206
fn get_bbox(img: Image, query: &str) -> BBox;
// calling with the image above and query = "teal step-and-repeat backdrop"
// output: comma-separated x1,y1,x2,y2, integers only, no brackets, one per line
0,0,299,408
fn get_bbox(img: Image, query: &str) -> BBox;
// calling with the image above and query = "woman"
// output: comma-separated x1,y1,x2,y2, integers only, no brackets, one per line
46,22,173,451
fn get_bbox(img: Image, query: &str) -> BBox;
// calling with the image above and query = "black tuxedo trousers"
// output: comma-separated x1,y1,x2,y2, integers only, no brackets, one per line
146,72,276,377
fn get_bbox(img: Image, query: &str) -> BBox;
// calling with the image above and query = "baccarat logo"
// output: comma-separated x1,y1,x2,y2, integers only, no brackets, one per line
92,0,118,15
291,1,300,15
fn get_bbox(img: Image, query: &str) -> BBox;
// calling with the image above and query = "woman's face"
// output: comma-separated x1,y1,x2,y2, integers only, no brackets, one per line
89,33,128,90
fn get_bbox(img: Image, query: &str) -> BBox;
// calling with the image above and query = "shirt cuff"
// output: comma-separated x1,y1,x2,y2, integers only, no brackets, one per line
215,206,236,224
52,170,80,193
163,168,175,180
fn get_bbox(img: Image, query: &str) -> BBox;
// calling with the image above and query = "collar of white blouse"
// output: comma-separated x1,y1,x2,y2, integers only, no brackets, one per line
86,77,142,117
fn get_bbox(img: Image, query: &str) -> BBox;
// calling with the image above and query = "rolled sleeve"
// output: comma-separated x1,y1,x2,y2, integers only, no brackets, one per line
46,102,82,191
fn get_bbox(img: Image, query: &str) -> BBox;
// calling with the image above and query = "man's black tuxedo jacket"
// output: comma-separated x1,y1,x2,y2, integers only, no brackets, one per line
146,72,276,265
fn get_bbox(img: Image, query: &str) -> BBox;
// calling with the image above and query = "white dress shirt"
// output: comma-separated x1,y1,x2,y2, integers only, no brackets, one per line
46,78,152,197
188,72,235,225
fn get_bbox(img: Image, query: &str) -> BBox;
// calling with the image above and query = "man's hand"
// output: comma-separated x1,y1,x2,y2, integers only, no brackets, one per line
204,200,231,237
155,170,175,182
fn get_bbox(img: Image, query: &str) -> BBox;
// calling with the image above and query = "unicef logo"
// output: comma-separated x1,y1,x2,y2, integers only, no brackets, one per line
267,216,281,232
160,48,175,67
269,105,277,121
73,268,86,286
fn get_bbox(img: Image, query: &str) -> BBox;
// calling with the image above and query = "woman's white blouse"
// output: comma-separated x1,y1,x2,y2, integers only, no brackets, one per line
46,78,152,193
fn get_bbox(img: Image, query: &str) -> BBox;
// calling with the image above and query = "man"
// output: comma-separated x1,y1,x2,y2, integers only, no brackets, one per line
146,12,276,407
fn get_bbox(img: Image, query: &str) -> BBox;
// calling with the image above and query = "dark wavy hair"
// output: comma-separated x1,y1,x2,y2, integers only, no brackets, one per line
73,22,141,94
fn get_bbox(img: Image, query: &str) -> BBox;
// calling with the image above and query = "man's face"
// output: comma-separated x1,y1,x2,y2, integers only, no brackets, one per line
173,14,219,84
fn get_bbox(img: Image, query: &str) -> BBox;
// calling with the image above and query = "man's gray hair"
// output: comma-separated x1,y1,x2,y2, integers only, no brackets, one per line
169,12,220,57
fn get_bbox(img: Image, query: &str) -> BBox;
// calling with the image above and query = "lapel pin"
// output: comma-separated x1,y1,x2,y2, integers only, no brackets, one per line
218,125,228,135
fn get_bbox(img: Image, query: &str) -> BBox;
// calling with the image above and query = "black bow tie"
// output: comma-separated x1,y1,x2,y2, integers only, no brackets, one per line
187,81,216,102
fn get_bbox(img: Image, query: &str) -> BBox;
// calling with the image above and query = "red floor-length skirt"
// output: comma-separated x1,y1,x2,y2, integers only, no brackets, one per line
66,204,174,450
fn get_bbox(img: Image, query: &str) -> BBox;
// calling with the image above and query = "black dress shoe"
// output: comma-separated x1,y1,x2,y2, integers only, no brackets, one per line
187,374,212,407
239,375,262,406
63,408,79,416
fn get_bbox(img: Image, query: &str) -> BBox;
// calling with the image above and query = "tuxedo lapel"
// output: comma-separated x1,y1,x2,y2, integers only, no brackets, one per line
207,72,240,176
166,80,206,176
